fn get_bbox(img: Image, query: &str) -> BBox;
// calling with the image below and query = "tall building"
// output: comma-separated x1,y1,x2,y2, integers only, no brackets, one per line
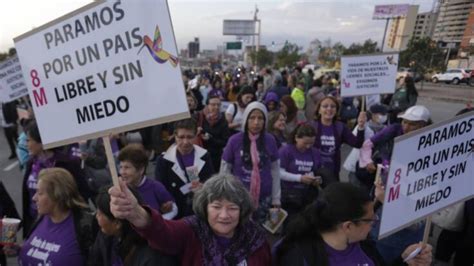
432,0,474,47
460,7,474,54
413,11,437,39
188,37,200,58
385,5,419,51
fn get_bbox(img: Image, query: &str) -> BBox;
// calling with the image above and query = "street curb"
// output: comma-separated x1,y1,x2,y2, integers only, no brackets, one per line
419,95,472,105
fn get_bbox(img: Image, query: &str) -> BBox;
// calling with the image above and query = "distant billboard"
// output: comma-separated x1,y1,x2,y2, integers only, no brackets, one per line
223,20,256,35
226,42,242,50
373,4,410,19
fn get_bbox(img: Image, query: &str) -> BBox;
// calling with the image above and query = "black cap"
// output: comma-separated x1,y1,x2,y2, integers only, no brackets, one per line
369,104,388,115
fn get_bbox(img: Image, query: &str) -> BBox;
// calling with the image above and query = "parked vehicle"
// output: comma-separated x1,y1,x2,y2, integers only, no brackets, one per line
431,69,471,85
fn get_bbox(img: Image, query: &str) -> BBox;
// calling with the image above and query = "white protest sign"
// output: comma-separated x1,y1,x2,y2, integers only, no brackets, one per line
341,53,398,97
379,111,474,238
14,0,188,149
0,55,29,102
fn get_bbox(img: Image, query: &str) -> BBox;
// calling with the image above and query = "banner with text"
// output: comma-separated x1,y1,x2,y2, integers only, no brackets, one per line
379,111,474,238
14,0,188,149
0,55,28,102
341,53,398,97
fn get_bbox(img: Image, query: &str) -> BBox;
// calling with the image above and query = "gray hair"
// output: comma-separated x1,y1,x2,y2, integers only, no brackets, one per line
193,173,254,224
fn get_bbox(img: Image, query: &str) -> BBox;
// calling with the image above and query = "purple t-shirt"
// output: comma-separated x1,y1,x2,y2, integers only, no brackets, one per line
319,125,337,173
19,213,84,266
325,242,375,266
177,151,195,170
279,144,321,190
137,177,175,212
222,132,279,200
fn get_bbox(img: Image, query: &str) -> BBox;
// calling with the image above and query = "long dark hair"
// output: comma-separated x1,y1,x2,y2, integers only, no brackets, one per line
276,183,371,266
404,76,418,97
95,186,146,266
280,95,298,123
289,123,316,145
242,109,267,169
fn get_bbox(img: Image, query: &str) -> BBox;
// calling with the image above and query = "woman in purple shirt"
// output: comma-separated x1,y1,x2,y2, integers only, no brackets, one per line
118,143,177,220
279,123,322,220
221,101,281,223
9,168,95,266
89,186,178,266
276,183,433,266
21,120,92,237
309,96,366,180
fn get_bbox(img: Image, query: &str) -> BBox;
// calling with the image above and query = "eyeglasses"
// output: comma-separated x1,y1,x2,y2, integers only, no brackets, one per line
352,214,379,224
321,104,337,109
176,135,195,140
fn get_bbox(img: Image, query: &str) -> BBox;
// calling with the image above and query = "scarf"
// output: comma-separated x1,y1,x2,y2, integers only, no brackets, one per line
248,133,261,208
184,215,266,266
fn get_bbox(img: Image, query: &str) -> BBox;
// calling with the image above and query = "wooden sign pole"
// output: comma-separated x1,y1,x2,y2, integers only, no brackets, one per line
102,136,120,187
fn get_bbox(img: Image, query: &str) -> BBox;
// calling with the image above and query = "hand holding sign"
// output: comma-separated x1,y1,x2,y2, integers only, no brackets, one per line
401,243,432,265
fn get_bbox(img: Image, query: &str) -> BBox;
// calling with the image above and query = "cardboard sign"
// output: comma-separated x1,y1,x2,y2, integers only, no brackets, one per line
379,111,474,238
0,56,29,102
14,0,188,149
340,53,398,97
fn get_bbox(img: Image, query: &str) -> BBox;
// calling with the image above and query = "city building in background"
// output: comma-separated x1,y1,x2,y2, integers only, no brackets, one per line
413,11,437,39
432,0,474,48
385,5,419,51
188,37,200,58
459,7,474,55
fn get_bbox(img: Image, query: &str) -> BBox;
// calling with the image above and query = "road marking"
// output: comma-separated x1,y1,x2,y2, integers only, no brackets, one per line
3,161,19,171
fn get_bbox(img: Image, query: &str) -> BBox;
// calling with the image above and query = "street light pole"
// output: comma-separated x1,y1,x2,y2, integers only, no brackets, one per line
381,18,390,52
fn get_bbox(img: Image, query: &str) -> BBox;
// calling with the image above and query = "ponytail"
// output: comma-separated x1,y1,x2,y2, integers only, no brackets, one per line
276,183,371,265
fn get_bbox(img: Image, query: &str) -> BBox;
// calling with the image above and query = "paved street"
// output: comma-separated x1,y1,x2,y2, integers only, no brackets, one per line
0,95,470,265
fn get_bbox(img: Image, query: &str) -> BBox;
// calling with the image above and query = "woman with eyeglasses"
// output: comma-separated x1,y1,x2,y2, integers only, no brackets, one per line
155,119,215,219
309,96,366,181
275,182,432,266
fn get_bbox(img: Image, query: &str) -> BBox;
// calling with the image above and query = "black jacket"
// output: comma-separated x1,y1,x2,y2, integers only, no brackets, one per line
1,101,18,125
200,112,229,171
88,231,178,266
155,144,214,218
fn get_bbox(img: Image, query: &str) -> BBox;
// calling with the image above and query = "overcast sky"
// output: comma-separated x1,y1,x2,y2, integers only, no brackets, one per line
1,0,433,53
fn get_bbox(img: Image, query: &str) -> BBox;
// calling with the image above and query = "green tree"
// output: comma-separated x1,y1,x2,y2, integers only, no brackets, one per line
399,37,445,74
275,42,301,68
343,39,378,55
249,48,274,68
318,41,346,67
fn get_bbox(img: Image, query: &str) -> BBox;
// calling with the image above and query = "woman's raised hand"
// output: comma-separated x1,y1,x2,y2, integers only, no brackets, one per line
109,180,150,228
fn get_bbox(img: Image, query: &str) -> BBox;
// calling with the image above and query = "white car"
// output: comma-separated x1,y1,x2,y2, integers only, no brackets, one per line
431,69,471,85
